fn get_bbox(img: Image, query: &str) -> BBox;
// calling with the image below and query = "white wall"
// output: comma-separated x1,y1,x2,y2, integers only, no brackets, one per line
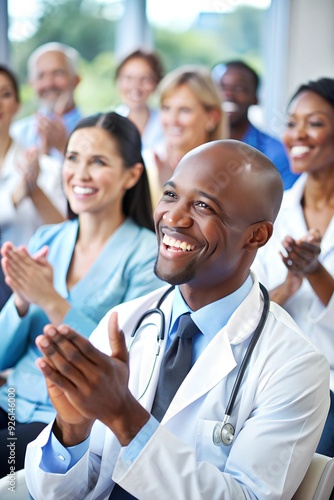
263,0,334,138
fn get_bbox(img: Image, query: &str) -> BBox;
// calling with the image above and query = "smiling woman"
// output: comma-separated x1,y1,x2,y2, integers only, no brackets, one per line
0,111,164,477
143,65,227,208
252,77,334,457
115,49,164,151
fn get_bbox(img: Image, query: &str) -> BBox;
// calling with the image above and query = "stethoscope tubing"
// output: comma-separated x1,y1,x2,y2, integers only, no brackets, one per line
224,282,270,417
130,282,270,446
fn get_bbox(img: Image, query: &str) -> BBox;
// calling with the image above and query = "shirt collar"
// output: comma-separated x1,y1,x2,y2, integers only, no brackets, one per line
170,275,253,341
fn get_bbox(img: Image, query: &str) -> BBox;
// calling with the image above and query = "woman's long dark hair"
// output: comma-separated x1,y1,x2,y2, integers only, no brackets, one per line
66,112,154,232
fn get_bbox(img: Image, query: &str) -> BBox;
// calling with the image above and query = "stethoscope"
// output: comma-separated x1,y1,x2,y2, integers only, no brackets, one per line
129,282,270,447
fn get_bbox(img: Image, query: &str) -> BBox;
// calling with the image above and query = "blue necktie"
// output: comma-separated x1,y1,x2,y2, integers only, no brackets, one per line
109,313,198,499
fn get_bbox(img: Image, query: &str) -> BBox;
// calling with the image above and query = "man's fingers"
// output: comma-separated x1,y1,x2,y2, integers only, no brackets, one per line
36,356,77,393
108,312,128,363
36,328,89,388
55,324,107,365
41,324,110,376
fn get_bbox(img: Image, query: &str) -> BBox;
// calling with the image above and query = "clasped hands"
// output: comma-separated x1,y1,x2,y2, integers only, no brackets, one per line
35,313,149,447
270,229,322,305
12,148,41,208
37,112,68,155
1,241,53,315
280,228,322,276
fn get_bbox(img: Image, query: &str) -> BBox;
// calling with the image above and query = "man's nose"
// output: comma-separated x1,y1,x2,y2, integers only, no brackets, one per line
163,203,192,227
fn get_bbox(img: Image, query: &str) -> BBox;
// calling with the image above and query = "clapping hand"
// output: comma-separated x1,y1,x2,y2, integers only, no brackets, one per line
35,313,149,446
270,229,321,305
280,228,321,276
1,242,51,315
154,151,180,189
12,148,40,207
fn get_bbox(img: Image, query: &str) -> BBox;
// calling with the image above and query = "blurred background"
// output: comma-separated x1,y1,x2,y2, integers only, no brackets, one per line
1,0,334,136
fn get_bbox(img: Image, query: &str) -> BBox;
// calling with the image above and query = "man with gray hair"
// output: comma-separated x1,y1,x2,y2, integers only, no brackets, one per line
11,42,82,157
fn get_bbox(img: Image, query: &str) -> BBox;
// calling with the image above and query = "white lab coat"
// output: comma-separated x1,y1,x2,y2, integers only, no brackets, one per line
252,173,334,390
25,274,330,500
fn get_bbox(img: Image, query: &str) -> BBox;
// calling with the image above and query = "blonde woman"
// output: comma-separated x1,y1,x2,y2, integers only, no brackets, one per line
143,65,228,208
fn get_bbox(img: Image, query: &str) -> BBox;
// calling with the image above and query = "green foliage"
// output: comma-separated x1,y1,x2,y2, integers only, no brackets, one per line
76,52,118,115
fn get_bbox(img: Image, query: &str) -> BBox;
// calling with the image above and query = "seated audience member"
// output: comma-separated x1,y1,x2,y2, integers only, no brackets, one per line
115,49,164,151
144,65,227,207
0,64,65,310
11,42,82,157
0,112,164,477
26,140,329,499
252,77,334,457
212,60,299,189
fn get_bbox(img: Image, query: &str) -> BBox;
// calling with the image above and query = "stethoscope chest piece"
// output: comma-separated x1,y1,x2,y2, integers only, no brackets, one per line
213,420,235,447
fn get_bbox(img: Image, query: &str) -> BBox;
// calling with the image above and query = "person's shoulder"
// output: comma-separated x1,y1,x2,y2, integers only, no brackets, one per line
121,218,154,237
137,224,156,240
89,284,172,349
123,220,157,254
280,173,308,209
10,114,35,137
250,123,285,149
268,300,327,360
31,219,76,245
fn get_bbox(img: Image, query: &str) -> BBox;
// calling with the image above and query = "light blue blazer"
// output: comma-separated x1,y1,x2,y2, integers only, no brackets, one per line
0,218,164,423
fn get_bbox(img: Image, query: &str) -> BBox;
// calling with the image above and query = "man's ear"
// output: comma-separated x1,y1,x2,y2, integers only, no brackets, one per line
252,94,259,106
244,221,273,250
72,74,81,90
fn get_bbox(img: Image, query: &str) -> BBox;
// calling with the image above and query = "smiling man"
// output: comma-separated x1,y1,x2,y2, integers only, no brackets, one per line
212,60,300,189
11,42,82,157
25,140,329,500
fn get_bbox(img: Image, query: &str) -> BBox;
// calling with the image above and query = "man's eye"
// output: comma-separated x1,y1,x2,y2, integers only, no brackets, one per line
309,121,324,127
161,190,177,200
196,201,212,211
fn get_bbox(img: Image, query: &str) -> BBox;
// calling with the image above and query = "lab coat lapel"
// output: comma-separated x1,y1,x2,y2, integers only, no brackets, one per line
162,276,263,422
162,328,236,423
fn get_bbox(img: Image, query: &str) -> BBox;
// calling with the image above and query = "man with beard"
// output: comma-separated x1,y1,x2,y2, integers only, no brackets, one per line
25,140,329,500
212,60,299,189
11,42,82,157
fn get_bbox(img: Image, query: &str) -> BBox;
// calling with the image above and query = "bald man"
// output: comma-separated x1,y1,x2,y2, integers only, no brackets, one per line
11,42,82,157
26,140,329,500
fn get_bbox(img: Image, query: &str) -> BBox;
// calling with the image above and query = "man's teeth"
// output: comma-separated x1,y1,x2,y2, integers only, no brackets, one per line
290,146,310,157
73,186,96,195
163,234,195,251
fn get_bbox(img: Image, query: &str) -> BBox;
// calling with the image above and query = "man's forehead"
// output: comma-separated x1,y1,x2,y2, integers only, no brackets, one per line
35,51,67,69
173,146,251,198
180,144,248,173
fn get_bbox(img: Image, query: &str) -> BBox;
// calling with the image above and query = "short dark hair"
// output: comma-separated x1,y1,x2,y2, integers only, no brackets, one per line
211,60,259,92
115,49,164,85
0,64,20,102
289,77,334,108
66,112,154,232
